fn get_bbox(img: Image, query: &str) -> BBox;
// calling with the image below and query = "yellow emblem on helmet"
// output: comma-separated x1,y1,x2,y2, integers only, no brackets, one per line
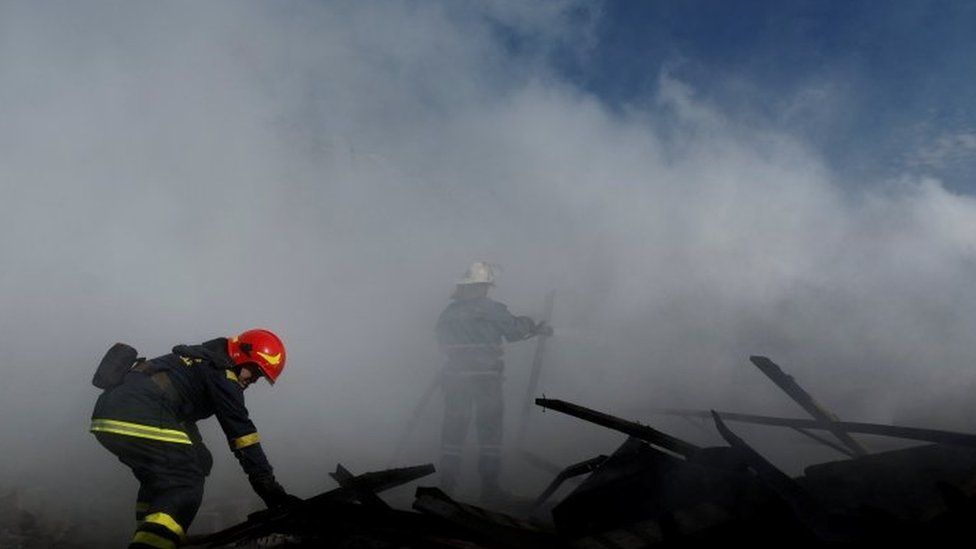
256,351,282,366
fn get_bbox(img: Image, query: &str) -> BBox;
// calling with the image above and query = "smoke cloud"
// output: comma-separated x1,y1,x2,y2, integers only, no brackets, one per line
2,1,974,541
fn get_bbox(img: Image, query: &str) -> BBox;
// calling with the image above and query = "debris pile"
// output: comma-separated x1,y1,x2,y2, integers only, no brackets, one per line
186,356,976,547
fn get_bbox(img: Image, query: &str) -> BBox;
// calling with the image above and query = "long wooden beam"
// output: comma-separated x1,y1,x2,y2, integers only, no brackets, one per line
653,408,976,449
535,398,700,458
749,356,869,456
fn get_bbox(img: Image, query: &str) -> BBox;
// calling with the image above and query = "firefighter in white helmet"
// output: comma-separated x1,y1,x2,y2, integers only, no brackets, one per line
434,262,552,501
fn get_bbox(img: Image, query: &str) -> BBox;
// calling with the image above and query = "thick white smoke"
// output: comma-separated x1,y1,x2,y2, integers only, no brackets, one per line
1,1,974,542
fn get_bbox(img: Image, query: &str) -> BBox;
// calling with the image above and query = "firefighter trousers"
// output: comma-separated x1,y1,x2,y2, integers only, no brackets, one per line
95,432,212,548
440,373,503,489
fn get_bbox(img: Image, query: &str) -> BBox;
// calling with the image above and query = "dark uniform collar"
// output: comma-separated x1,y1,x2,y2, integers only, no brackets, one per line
172,338,235,369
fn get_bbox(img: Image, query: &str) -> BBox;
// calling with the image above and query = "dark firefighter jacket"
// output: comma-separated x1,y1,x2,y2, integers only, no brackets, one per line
436,296,537,372
91,338,273,480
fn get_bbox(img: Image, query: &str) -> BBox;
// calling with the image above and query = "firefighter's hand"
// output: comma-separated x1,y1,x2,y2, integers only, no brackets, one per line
535,322,554,337
274,493,304,509
250,474,301,509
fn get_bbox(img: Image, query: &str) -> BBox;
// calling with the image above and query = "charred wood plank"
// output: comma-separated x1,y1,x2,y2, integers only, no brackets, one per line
749,356,868,456
192,502,470,548
517,289,556,448
532,455,608,509
185,463,435,547
330,463,391,509
789,427,857,457
710,411,857,543
535,398,700,458
653,408,976,448
323,463,436,498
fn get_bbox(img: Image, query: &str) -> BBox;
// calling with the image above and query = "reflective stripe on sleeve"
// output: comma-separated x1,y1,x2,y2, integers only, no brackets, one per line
231,432,261,450
144,512,185,539
90,419,193,445
131,531,177,549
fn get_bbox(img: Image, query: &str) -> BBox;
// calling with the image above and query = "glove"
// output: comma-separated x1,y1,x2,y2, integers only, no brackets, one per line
535,321,554,337
249,474,302,509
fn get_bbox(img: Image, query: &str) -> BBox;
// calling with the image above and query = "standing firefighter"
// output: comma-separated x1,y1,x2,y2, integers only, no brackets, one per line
435,262,552,501
90,329,298,548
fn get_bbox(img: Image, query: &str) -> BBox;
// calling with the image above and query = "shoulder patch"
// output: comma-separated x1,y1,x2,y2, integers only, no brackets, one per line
179,355,203,367
225,369,239,382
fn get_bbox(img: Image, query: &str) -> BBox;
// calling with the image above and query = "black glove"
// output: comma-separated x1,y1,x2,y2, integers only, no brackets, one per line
535,321,554,337
249,474,302,509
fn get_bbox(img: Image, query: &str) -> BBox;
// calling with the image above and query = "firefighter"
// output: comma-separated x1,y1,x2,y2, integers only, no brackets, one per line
91,329,297,548
435,262,552,501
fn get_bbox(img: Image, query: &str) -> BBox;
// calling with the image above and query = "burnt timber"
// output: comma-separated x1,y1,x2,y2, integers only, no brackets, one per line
183,356,976,547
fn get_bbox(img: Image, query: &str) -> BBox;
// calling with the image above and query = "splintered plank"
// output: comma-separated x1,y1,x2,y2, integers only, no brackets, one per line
185,463,435,547
710,411,856,543
749,356,868,456
653,409,976,449
330,463,392,509
533,455,609,509
535,398,700,458
517,289,556,448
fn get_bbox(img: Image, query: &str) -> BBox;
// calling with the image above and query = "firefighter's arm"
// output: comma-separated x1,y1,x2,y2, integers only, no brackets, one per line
490,302,541,342
207,368,299,508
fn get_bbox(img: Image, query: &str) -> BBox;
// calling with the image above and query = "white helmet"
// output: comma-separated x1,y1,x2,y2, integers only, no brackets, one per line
458,261,496,285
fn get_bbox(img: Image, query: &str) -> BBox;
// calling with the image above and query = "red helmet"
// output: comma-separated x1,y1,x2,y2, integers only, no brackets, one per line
227,328,286,384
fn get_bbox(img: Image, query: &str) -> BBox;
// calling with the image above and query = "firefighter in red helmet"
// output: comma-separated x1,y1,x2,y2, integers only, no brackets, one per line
227,329,287,383
91,329,296,548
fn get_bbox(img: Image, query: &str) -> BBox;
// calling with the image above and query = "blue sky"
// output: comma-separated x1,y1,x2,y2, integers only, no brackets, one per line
510,1,976,192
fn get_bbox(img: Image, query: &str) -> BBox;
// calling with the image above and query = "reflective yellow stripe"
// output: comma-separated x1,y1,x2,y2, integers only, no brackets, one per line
132,531,176,549
232,432,261,450
225,369,238,382
90,419,192,444
256,351,282,365
144,512,185,538
90,419,192,445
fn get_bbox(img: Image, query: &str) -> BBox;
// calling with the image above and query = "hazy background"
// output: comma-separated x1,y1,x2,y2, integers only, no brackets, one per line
2,1,975,543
